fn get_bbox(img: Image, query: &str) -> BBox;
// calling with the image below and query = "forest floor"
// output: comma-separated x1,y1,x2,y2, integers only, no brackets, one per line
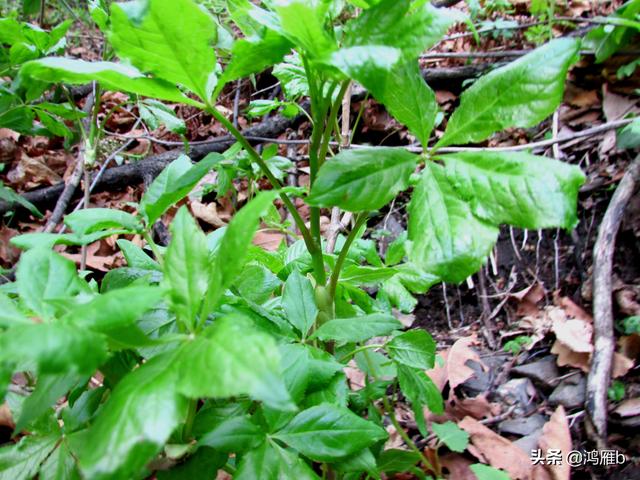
1,1,639,479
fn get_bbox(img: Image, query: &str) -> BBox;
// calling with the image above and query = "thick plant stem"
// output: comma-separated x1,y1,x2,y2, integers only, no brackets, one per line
206,105,326,283
317,81,350,169
328,213,368,299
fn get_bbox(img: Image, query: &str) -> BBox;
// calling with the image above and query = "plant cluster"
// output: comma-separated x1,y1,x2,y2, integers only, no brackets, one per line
0,0,591,478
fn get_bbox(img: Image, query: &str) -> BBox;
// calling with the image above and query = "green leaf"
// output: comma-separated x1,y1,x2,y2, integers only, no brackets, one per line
439,151,585,230
340,265,398,285
397,365,443,414
139,99,186,134
274,404,387,461
235,263,281,304
470,464,511,480
437,38,580,147
116,239,161,271
386,330,435,369
344,0,456,58
377,449,420,474
311,314,402,344
77,353,188,480
0,293,30,327
217,30,292,96
15,373,84,433
205,191,278,311
176,315,293,410
39,440,81,480
0,433,59,480
65,285,162,347
308,148,418,211
273,0,336,61
139,153,223,225
109,0,218,100
584,2,640,62
0,323,107,375
16,248,85,319
331,52,437,147
198,415,263,452
408,163,499,283
164,207,210,330
64,208,142,236
279,344,343,404
432,421,469,452
235,441,320,480
282,270,318,338
0,183,42,218
21,58,200,106
617,117,640,149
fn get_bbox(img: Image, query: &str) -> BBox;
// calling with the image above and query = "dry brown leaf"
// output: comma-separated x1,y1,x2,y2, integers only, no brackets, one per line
564,85,599,108
447,335,486,391
190,201,228,227
0,402,13,429
459,416,534,480
619,334,640,360
425,349,449,392
614,398,640,417
253,231,285,251
0,226,21,266
539,406,572,480
344,360,365,391
447,394,501,421
7,152,62,189
513,282,546,317
551,340,634,377
551,316,593,353
603,85,639,122
439,453,476,480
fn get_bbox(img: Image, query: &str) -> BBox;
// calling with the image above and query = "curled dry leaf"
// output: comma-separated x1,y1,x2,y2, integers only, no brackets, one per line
447,335,487,391
613,398,640,418
439,453,476,480
190,200,228,227
459,416,535,480
447,394,501,421
538,406,572,480
513,282,546,317
551,341,633,378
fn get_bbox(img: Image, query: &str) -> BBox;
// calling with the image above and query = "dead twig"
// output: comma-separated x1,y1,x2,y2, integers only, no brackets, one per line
586,155,640,447
42,92,95,233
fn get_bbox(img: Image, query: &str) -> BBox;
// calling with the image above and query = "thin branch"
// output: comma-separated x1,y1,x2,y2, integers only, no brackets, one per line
586,155,640,447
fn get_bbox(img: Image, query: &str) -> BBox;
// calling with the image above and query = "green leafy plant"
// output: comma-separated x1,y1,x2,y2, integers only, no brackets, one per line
0,0,590,478
503,335,533,355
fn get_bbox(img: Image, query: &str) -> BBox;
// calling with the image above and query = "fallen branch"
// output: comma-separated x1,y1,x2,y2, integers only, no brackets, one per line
586,155,640,447
0,110,298,217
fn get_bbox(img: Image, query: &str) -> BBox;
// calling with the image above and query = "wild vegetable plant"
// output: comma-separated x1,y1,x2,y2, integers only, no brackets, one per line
1,0,586,478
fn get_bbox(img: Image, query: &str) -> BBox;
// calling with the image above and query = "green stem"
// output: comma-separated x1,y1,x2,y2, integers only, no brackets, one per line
205,104,326,283
318,81,349,169
382,393,435,472
338,343,384,363
182,399,198,442
142,230,163,266
328,212,368,299
349,92,369,145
